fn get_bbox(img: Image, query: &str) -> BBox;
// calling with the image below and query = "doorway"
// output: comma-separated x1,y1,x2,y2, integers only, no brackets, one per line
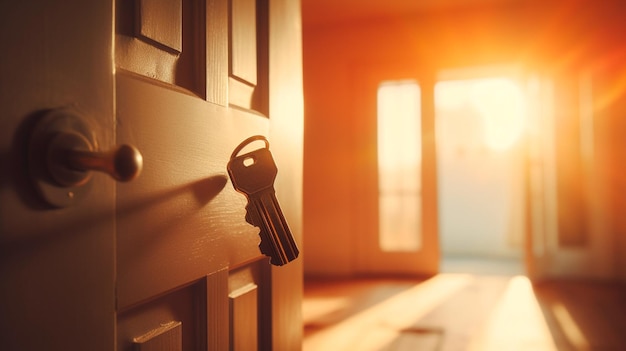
435,73,527,275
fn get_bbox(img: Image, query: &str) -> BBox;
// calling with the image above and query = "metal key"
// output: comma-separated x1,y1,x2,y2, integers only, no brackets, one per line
227,136,299,266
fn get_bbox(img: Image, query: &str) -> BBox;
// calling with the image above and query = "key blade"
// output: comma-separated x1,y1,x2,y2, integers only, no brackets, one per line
252,191,299,266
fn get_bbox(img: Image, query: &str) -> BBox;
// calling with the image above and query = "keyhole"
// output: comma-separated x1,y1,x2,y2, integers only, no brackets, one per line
243,157,255,167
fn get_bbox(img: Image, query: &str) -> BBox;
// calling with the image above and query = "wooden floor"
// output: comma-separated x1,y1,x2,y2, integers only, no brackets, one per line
303,260,626,351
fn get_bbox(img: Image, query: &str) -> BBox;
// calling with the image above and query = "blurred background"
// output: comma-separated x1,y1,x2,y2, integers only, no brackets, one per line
300,0,626,349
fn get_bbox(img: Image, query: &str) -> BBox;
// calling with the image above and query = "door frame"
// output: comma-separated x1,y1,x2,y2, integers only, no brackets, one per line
352,62,439,276
525,69,615,281
434,65,528,270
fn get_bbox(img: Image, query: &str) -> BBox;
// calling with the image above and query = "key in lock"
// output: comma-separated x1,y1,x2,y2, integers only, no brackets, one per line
227,135,299,266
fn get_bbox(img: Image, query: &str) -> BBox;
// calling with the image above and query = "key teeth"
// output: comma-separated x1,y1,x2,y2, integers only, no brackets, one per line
244,204,255,225
258,238,283,266
246,205,281,264
243,199,296,266
258,235,271,256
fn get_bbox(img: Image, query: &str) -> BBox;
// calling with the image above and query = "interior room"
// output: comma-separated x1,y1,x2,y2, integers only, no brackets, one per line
2,0,626,350
301,0,626,349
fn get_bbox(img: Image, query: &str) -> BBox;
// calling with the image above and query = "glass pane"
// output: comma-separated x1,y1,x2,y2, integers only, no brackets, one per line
377,80,421,252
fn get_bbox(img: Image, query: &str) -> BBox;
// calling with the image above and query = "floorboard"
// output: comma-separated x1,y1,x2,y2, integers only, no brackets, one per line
303,261,626,350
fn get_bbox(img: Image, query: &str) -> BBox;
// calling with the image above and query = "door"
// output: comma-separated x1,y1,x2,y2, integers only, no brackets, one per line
435,70,527,269
0,0,303,350
352,62,439,276
114,0,303,349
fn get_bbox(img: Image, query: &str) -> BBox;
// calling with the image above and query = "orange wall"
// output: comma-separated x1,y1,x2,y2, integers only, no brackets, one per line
302,1,626,278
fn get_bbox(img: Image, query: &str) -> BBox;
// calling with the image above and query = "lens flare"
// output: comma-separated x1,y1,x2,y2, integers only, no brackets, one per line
470,78,526,151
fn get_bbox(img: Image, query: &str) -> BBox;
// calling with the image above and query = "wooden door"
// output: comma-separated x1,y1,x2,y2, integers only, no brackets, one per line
0,0,303,350
114,0,303,350
353,63,439,276
0,0,117,350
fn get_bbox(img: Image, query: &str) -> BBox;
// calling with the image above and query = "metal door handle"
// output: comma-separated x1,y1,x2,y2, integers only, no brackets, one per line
28,108,143,207
65,144,142,182
48,131,143,185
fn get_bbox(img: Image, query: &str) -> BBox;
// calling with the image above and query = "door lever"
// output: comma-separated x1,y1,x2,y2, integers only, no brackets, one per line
28,108,143,207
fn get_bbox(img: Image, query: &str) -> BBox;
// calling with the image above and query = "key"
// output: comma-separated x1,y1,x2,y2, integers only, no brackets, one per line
227,136,300,266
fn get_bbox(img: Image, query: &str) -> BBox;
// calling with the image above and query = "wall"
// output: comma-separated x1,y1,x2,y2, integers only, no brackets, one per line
601,61,626,281
302,1,626,278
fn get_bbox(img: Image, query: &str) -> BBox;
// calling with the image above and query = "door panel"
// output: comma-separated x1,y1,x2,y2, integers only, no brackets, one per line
116,0,206,97
117,282,201,351
115,72,267,309
353,63,439,276
228,262,271,351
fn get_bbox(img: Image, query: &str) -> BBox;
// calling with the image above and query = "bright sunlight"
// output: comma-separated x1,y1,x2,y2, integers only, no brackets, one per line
377,80,421,252
437,77,526,151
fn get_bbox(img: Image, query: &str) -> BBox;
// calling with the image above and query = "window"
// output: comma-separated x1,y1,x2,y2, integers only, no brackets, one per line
377,80,422,252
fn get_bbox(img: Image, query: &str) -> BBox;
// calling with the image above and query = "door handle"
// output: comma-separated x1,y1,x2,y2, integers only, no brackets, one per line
28,108,143,207
47,131,143,185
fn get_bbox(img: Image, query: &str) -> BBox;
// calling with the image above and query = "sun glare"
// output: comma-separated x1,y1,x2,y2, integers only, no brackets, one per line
472,79,526,151
437,77,527,152
468,276,558,351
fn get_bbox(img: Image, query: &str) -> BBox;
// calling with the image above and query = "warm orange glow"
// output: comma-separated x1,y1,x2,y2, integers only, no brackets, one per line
303,275,559,351
303,274,474,350
468,276,558,351
472,79,526,151
437,77,526,152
